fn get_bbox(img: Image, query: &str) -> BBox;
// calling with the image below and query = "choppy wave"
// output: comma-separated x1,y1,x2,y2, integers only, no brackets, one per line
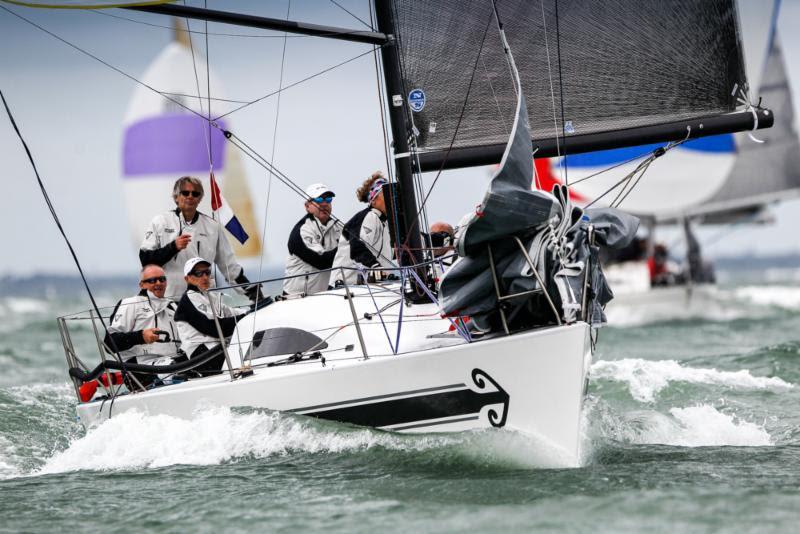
733,286,800,310
598,403,773,447
35,407,575,476
591,358,793,402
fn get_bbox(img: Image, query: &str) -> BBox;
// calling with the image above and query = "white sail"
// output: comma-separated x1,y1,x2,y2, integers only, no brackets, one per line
122,31,262,258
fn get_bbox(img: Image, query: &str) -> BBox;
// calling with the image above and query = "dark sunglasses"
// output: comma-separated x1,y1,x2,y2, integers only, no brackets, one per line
141,276,167,284
312,196,334,203
180,190,202,198
190,269,212,277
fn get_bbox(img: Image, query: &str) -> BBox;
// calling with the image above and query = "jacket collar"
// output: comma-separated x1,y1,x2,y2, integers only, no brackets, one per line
174,207,200,225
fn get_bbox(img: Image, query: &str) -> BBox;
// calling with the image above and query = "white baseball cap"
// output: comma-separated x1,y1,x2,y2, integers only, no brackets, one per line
184,257,211,276
305,183,335,199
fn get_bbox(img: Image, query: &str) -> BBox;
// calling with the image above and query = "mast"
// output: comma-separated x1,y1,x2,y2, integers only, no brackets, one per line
373,0,427,284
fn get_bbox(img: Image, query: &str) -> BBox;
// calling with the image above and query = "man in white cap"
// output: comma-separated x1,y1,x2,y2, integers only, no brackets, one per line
173,257,248,376
283,183,342,296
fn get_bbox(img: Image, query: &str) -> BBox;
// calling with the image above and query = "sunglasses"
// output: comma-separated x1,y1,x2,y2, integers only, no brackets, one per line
141,275,167,284
190,269,212,277
312,196,334,203
180,190,202,198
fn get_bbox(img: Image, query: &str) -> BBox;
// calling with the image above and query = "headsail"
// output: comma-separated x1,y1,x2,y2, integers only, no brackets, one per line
389,0,768,171
122,26,262,258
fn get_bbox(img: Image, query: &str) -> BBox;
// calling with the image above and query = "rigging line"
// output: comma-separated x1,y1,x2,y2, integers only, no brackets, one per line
584,157,653,209
539,0,564,185
212,46,383,122
160,92,250,104
224,132,397,266
402,10,496,247
0,89,133,392
329,0,373,30
612,164,651,209
248,0,293,362
90,9,317,38
0,4,205,120
554,0,569,188
566,151,652,186
184,10,212,166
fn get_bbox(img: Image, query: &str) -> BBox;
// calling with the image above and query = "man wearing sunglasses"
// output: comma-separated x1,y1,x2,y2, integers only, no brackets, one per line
139,176,264,302
104,264,179,388
283,183,342,296
174,257,248,376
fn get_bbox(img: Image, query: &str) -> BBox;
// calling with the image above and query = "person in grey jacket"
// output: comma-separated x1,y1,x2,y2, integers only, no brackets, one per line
139,176,262,301
331,172,396,286
104,264,179,387
283,183,342,296
174,257,248,377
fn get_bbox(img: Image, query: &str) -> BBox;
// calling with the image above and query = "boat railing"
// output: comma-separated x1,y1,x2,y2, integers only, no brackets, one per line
55,254,484,405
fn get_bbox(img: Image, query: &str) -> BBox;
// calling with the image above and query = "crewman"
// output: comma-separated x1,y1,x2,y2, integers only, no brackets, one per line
331,171,396,285
140,176,263,301
174,257,248,376
283,183,342,296
104,264,179,388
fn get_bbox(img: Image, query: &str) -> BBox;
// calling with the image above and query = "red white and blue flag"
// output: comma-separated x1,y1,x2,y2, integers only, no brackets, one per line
209,171,249,244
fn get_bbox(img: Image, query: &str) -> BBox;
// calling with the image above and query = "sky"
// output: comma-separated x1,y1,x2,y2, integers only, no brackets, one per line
1,0,799,279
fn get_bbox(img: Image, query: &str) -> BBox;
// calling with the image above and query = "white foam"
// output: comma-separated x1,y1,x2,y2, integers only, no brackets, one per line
733,285,800,310
591,358,793,402
0,297,48,315
619,404,772,447
37,407,574,475
0,436,21,480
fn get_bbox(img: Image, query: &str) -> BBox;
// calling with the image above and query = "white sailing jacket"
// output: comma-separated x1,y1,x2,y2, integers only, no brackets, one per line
174,287,246,357
331,207,395,285
283,214,342,295
105,289,180,364
140,209,249,298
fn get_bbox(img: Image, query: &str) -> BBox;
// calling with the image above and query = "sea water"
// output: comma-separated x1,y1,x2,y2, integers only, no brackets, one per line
0,271,799,532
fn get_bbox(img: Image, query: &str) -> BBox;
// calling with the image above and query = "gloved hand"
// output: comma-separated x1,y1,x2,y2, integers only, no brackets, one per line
244,283,266,304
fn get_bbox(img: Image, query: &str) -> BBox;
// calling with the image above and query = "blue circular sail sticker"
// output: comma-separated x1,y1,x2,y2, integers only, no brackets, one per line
408,89,426,112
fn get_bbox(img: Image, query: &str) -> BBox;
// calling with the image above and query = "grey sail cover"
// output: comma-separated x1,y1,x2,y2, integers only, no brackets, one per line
439,24,639,327
454,89,558,256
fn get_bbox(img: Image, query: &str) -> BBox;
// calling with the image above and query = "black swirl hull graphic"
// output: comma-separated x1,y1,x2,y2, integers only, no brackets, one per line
295,368,510,431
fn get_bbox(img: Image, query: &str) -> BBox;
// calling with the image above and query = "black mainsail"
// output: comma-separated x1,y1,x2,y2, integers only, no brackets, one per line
388,0,773,171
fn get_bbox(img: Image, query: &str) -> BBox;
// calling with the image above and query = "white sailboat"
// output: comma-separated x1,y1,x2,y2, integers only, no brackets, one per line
122,21,262,259
7,1,772,468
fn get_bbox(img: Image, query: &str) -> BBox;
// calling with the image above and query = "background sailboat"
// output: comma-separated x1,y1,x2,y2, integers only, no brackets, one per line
122,20,262,259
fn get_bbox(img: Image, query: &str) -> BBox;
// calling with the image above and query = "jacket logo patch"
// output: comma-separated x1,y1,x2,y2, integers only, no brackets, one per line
141,307,151,313
198,303,208,313
364,227,373,235
304,237,314,245
199,233,208,237
164,228,176,234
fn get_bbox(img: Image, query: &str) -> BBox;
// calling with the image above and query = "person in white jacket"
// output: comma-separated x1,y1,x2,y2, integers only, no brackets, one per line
283,183,342,296
174,257,248,377
139,176,262,301
104,264,180,387
331,172,396,286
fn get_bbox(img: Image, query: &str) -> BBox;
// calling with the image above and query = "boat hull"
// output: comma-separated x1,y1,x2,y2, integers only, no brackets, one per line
76,323,592,466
